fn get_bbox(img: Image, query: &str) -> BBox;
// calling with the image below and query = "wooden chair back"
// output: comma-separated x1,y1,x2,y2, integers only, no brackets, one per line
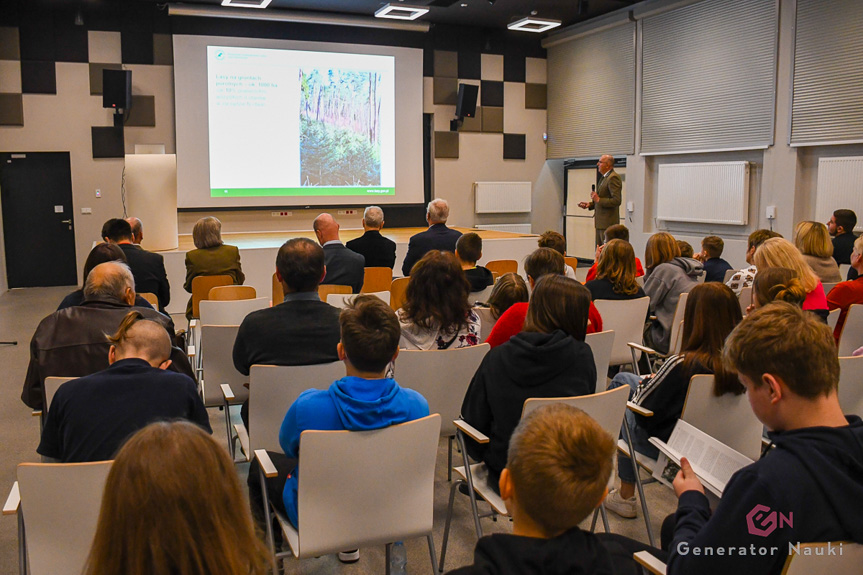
361,267,393,293
138,292,158,306
485,260,517,276
208,285,256,301
272,272,284,305
389,277,410,311
191,275,233,318
318,284,351,300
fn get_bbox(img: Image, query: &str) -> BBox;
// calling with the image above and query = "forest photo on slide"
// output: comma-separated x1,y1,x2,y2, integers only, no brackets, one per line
299,68,383,187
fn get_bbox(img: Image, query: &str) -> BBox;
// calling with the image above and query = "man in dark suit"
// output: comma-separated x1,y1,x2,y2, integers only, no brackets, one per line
346,206,397,269
314,213,365,293
102,218,171,312
401,198,463,275
578,155,623,246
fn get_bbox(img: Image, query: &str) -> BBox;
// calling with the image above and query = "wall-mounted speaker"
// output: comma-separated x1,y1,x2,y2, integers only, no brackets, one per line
102,69,132,110
456,83,478,119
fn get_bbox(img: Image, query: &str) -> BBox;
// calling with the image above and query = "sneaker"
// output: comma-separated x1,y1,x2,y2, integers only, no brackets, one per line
605,489,638,519
338,550,360,563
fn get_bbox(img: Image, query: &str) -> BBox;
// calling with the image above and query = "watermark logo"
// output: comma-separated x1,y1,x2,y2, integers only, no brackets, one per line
746,504,793,537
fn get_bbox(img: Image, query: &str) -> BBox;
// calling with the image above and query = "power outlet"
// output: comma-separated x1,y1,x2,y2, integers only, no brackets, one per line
81,207,92,214
95,189,101,198
271,211,293,217
337,209,357,216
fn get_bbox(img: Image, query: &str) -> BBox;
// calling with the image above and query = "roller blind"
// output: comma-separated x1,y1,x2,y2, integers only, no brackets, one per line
641,0,777,155
791,0,863,146
546,23,635,159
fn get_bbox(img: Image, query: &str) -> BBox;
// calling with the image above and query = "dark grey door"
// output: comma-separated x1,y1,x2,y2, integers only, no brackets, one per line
1,152,77,287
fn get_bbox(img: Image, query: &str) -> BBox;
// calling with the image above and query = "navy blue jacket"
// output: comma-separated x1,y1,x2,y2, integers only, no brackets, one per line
346,230,396,269
402,223,462,275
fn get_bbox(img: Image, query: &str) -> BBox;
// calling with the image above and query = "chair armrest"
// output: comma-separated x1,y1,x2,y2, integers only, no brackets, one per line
187,345,196,358
221,384,235,402
627,342,658,355
454,419,489,444
31,410,42,418
634,551,667,575
627,401,654,417
189,319,198,329
255,450,279,478
234,423,250,461
3,482,20,516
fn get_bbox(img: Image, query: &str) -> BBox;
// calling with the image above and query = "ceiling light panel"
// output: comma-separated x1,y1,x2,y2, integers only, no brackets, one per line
375,3,430,20
507,16,561,33
222,0,273,8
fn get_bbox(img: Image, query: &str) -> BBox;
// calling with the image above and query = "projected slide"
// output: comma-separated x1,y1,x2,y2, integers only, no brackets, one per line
207,46,395,198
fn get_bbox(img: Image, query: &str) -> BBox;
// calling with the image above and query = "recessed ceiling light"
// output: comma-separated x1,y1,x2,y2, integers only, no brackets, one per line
221,0,273,8
375,3,430,20
507,16,561,33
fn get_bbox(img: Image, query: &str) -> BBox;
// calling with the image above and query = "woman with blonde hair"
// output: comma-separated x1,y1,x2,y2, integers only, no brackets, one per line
85,421,269,575
183,216,245,319
794,220,842,283
585,239,646,301
642,232,703,354
754,237,828,319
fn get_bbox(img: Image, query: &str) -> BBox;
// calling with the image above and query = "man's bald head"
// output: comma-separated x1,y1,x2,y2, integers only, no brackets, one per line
84,261,135,305
107,311,171,367
313,213,341,245
126,217,143,244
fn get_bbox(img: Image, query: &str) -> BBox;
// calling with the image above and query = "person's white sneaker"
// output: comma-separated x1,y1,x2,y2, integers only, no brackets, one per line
605,489,638,518
338,550,360,563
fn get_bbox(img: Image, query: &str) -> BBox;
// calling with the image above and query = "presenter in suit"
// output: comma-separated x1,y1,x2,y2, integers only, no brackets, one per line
578,155,622,247
346,206,397,269
401,199,462,276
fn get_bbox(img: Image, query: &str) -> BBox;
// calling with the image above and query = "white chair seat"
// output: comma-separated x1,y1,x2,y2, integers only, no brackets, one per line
617,438,658,473
452,464,508,516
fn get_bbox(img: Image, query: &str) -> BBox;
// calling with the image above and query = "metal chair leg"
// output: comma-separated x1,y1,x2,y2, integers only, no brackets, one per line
385,542,392,575
257,465,280,575
600,503,610,532
456,432,484,539
439,479,461,572
447,436,453,482
426,534,438,574
590,507,599,532
18,510,27,575
622,417,656,547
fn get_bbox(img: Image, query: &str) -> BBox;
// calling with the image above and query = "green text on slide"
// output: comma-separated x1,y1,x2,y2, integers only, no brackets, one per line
212,187,395,197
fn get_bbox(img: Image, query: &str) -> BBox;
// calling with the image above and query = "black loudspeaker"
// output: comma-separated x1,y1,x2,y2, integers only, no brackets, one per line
102,69,132,110
455,83,478,118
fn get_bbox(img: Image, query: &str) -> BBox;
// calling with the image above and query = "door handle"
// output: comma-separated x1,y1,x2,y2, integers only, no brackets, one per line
61,219,72,224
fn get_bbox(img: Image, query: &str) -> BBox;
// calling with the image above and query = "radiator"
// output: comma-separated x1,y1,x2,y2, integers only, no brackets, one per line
474,181,532,214
815,157,863,233
656,162,750,225
475,224,533,234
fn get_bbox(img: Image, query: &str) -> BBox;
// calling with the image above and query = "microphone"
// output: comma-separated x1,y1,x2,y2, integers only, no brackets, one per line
591,184,595,192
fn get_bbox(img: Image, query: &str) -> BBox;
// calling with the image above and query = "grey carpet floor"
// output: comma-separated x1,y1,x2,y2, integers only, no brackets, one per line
0,286,675,574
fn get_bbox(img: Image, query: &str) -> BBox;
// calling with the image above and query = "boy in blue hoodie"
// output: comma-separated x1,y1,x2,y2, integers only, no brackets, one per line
666,302,863,574
278,295,429,532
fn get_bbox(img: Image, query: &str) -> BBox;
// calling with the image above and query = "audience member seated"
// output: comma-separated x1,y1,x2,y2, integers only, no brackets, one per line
345,205,397,269
23,261,193,410
827,235,863,340
643,232,703,354
829,208,859,280
184,216,244,319
84,421,269,575
398,250,480,350
485,248,603,348
605,283,742,519
537,230,577,280
261,296,429,563
474,272,529,320
456,233,494,292
58,243,153,311
102,217,170,312
585,224,645,282
794,220,842,283
461,275,597,494
402,199,462,275
695,235,733,282
233,238,342,427
726,229,782,295
754,237,829,321
585,239,647,301
748,267,806,315
314,212,365,293
675,240,694,259
448,404,638,575
661,303,863,574
38,311,210,463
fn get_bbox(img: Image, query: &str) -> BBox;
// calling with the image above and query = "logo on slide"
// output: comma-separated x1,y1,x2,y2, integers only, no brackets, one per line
215,51,225,60
746,504,793,537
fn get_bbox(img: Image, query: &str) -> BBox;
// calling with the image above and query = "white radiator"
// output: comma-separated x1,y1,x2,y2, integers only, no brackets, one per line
815,157,863,233
474,181,532,214
475,224,533,234
656,162,750,225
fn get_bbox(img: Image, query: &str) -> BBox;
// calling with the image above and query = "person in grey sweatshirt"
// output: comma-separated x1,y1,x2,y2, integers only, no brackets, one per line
643,233,703,354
